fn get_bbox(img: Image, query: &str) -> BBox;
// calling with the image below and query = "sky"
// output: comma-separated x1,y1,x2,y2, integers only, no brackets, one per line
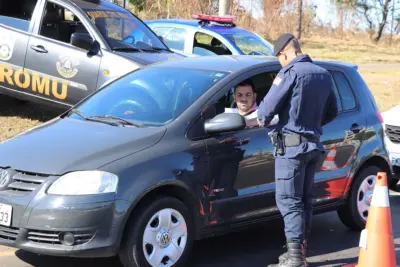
238,0,400,33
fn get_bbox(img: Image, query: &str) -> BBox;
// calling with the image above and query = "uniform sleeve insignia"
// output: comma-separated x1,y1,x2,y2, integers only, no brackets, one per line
273,76,282,86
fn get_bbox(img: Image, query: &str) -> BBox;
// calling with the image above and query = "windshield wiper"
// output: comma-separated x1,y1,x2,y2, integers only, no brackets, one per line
151,47,172,52
112,47,143,52
69,109,119,126
115,46,161,53
88,115,145,128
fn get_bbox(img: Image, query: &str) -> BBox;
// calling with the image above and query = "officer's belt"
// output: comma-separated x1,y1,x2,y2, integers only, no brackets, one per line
282,134,320,147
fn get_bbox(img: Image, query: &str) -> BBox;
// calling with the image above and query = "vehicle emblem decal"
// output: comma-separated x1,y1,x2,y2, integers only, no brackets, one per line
56,56,79,79
0,33,15,61
160,232,171,246
0,169,10,188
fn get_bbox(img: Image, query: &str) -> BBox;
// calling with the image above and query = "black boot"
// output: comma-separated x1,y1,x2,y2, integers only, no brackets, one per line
268,241,307,267
278,240,308,266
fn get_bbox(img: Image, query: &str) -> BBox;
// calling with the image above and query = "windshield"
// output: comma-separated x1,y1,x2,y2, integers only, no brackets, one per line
69,67,229,126
224,33,274,56
84,9,168,51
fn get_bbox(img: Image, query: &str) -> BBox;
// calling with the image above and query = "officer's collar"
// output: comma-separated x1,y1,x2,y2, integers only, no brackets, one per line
282,54,312,71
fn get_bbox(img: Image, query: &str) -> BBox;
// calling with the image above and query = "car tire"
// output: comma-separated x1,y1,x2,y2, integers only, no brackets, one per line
119,196,194,267
337,165,383,231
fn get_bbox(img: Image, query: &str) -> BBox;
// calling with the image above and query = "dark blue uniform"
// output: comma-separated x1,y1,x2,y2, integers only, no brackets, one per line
257,54,338,244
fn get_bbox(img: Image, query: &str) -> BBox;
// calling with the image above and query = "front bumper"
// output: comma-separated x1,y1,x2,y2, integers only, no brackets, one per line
0,184,131,258
385,135,400,182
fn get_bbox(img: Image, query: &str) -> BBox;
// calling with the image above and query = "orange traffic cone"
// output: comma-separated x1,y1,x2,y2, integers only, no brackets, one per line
320,146,338,171
343,172,397,267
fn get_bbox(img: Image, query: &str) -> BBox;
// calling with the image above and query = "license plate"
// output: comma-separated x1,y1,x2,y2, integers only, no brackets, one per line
0,203,12,227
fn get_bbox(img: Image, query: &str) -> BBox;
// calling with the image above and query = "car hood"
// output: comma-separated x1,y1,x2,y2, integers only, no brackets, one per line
116,51,185,65
0,117,166,175
382,105,400,126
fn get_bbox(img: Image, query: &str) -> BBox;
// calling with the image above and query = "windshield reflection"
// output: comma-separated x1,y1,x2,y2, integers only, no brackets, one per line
84,9,168,51
224,33,274,56
69,67,229,126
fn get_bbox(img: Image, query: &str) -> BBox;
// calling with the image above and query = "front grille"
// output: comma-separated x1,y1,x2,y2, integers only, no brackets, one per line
0,226,19,241
27,230,94,246
7,171,50,194
386,124,400,144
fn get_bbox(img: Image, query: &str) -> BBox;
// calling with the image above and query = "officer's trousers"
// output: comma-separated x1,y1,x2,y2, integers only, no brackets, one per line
275,149,322,243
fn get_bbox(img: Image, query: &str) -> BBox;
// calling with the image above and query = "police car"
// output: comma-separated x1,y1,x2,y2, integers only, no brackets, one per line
0,0,184,109
0,55,394,267
146,14,275,57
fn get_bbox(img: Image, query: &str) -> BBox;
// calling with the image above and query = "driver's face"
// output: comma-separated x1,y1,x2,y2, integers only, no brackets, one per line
234,85,256,114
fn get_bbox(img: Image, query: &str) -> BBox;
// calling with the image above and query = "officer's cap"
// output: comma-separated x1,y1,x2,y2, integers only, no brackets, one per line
274,33,295,56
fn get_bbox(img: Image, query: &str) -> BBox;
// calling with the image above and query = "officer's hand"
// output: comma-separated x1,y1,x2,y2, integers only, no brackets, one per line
257,118,263,127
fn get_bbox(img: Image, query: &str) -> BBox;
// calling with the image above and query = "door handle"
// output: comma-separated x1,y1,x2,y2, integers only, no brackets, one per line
30,45,48,53
350,123,361,134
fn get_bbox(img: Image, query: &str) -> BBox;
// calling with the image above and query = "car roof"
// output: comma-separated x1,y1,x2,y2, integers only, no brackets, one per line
145,55,358,73
147,55,278,73
146,19,249,35
68,0,127,11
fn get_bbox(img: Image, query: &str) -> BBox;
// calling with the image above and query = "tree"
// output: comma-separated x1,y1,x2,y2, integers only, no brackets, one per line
128,0,146,11
336,0,393,43
331,0,356,37
297,0,303,39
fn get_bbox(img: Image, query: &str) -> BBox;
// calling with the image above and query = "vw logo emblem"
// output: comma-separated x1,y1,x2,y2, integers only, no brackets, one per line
0,169,10,188
160,232,171,246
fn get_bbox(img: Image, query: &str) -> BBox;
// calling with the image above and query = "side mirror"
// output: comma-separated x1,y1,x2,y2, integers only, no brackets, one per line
158,35,164,42
204,113,246,134
71,33,100,55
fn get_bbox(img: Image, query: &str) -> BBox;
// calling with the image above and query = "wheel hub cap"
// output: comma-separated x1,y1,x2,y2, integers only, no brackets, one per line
157,228,172,248
366,191,373,205
142,208,188,267
357,175,376,221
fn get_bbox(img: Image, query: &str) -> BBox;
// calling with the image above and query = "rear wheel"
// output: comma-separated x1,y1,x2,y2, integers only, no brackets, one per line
337,165,383,230
119,196,194,267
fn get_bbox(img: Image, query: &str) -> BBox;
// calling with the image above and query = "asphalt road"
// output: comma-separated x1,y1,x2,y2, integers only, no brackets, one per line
2,187,400,267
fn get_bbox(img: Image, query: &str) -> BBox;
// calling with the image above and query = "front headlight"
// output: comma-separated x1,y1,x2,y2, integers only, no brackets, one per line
48,171,118,195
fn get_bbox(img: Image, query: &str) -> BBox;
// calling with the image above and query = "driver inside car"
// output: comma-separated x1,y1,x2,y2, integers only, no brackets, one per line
225,79,279,127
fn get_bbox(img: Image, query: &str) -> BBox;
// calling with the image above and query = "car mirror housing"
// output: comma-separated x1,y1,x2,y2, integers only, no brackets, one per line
71,33,99,54
204,113,246,134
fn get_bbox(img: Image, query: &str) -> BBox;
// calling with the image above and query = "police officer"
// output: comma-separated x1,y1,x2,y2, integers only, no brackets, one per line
257,33,338,267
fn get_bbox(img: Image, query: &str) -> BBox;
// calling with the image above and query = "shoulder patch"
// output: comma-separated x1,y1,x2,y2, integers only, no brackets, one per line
273,76,282,86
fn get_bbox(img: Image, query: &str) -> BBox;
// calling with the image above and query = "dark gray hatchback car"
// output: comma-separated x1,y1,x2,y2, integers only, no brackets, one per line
0,55,394,267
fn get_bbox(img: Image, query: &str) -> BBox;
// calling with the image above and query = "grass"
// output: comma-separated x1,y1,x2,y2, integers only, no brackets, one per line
358,69,400,112
301,36,400,65
0,97,64,143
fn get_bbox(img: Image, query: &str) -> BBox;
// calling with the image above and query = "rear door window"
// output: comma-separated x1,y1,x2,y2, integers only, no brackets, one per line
193,32,231,56
0,0,38,32
330,71,357,111
330,75,343,112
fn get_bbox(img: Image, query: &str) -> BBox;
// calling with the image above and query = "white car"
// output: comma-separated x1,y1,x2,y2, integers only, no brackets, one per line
382,105,400,187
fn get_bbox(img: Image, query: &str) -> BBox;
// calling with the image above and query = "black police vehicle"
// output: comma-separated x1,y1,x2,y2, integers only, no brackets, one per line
0,55,394,267
0,0,183,108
